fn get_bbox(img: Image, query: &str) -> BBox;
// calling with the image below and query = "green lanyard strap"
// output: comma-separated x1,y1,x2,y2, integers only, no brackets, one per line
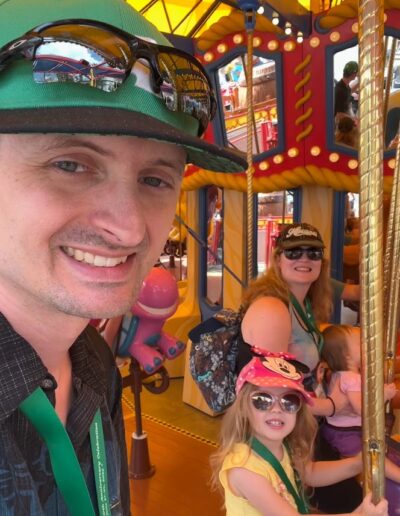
19,387,111,516
90,408,111,515
289,293,323,353
250,437,309,514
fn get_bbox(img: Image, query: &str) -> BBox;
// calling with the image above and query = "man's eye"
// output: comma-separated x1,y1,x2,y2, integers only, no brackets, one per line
140,176,168,188
54,161,86,173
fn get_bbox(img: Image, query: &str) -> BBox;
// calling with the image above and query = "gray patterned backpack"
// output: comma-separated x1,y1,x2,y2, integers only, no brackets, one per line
189,308,243,413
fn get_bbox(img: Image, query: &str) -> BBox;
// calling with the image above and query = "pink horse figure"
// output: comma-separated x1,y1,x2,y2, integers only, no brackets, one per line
118,267,186,374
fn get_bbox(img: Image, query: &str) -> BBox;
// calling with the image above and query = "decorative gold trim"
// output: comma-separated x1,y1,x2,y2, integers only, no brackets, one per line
182,165,394,194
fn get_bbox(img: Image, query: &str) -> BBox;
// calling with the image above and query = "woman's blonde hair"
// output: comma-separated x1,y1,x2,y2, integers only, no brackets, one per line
210,383,318,493
241,248,332,323
321,324,354,371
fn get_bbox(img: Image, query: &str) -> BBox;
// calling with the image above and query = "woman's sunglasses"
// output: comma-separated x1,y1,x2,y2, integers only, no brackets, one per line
0,19,216,136
250,391,303,414
282,247,324,261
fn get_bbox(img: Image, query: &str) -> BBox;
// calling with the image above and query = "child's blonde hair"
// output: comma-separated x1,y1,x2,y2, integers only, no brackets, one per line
321,324,354,372
210,382,318,493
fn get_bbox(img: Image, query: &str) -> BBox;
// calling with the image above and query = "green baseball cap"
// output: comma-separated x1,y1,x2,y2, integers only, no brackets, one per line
0,0,247,173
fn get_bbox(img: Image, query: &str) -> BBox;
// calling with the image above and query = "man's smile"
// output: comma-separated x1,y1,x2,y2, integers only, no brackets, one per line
62,246,130,267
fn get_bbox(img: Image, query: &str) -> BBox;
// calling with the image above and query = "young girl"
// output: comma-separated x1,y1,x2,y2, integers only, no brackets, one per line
211,354,388,515
321,325,400,514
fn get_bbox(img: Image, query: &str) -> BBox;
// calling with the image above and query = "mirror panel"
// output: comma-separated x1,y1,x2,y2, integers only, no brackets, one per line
206,186,223,305
257,191,294,275
331,35,400,152
216,54,278,155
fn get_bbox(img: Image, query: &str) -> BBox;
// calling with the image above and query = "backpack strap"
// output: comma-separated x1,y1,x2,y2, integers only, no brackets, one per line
250,437,309,514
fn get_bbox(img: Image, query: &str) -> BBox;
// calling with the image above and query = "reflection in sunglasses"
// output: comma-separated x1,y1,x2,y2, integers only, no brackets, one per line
251,391,302,413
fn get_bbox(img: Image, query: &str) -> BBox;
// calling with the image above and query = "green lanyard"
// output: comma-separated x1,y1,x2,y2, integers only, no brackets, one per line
19,387,111,516
251,437,309,514
289,293,323,353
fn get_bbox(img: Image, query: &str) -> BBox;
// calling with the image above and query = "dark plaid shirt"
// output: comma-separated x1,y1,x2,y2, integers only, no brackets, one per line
0,314,130,515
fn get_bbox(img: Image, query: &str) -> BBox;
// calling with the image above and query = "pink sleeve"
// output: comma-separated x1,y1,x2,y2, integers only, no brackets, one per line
339,371,361,393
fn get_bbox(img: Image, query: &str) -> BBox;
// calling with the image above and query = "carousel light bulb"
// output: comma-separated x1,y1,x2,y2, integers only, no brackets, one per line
257,5,264,14
285,22,292,35
297,31,303,43
272,11,279,25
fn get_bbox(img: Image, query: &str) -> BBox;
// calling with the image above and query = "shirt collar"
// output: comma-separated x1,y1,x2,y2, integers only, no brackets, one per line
0,314,107,422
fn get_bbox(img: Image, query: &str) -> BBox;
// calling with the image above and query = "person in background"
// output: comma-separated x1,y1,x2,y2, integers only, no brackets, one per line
0,0,247,514
240,223,336,414
335,116,359,149
332,278,360,305
210,354,388,516
321,325,400,515
321,326,399,463
334,61,359,121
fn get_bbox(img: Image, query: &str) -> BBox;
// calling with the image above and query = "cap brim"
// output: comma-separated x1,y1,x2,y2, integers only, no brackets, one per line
1,108,248,173
280,239,325,249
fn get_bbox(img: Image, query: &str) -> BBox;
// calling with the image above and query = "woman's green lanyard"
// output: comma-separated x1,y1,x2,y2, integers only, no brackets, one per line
289,293,323,353
19,387,111,516
251,437,309,514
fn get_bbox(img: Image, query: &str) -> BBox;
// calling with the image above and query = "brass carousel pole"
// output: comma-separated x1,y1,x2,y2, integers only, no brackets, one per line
358,0,386,502
383,38,396,133
384,138,400,388
238,0,259,284
383,43,400,392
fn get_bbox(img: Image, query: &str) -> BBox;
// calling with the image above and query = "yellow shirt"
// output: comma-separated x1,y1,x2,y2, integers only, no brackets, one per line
219,443,298,515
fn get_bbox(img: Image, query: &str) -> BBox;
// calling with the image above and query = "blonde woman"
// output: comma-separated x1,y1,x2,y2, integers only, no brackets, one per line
240,222,335,416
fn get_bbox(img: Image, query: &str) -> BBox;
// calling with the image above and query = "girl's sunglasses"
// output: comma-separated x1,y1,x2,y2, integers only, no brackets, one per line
282,247,324,261
251,391,303,414
0,19,216,136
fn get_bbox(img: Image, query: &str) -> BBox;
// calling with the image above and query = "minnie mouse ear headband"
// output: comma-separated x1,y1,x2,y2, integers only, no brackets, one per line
236,352,313,405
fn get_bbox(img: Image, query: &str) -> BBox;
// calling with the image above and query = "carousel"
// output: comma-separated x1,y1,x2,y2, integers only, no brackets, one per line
118,0,400,513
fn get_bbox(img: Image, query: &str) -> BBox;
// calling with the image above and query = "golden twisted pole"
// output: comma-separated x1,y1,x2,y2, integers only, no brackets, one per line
358,0,385,502
384,140,400,387
245,29,254,284
383,38,396,135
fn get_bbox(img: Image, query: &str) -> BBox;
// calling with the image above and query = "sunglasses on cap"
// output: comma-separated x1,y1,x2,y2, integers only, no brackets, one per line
0,19,216,136
282,247,324,261
250,391,303,414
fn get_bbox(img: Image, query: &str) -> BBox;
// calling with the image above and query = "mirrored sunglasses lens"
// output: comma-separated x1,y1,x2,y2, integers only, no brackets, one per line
33,40,126,92
280,393,302,413
307,248,323,260
284,248,303,260
251,392,274,411
157,52,212,133
32,25,130,92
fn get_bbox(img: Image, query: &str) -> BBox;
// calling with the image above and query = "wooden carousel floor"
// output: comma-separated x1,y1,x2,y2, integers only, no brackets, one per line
123,399,224,516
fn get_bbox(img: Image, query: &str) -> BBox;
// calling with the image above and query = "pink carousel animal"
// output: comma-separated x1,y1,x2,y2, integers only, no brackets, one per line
117,267,185,373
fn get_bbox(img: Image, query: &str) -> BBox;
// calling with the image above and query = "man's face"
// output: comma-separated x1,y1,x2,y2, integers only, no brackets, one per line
0,134,186,320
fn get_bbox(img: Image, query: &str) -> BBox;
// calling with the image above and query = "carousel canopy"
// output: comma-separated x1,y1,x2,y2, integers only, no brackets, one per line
131,0,343,39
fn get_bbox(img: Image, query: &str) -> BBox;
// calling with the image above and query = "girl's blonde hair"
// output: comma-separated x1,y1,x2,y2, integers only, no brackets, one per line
321,324,354,371
210,383,318,493
241,249,332,323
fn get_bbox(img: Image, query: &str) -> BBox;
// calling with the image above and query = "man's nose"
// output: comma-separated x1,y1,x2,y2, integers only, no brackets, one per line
88,180,147,247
